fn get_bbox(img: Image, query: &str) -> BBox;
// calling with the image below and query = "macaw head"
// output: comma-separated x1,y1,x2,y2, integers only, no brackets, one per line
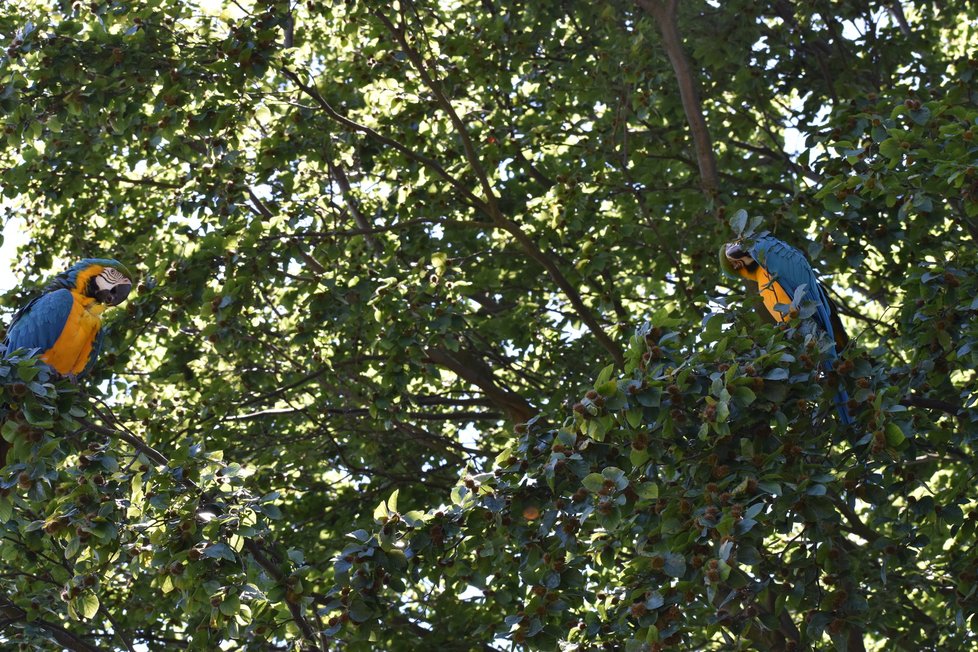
719,241,757,280
50,258,134,306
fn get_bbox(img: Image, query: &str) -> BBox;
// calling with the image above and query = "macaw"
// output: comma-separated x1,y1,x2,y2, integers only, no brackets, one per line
719,233,852,425
3,258,133,377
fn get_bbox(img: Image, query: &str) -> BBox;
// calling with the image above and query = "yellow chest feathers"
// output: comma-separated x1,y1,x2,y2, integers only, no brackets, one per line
740,265,792,323
40,293,105,375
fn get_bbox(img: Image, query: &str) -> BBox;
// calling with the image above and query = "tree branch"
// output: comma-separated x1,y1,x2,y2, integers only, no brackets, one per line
372,8,625,365
831,493,881,543
424,347,535,423
886,1,911,37
279,67,488,213
257,219,461,240
636,0,720,200
899,395,963,417
243,540,322,650
0,591,103,652
227,405,502,424
321,139,381,252
78,407,324,651
371,9,498,214
78,416,169,468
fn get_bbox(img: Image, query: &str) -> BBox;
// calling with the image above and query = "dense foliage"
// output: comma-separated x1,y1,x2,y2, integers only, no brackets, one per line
0,1,976,649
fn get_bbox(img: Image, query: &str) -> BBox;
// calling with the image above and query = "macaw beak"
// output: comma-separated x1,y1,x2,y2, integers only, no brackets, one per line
97,280,132,306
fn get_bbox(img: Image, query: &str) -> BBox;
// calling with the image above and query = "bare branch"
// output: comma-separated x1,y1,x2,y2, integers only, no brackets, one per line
899,395,963,417
0,591,103,652
425,347,535,423
635,0,720,200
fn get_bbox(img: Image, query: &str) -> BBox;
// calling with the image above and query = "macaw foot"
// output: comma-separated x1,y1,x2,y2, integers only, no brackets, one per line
63,373,80,385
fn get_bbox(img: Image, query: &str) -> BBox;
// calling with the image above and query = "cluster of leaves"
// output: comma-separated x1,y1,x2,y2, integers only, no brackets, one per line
331,300,977,649
813,53,978,423
0,353,297,650
0,0,975,650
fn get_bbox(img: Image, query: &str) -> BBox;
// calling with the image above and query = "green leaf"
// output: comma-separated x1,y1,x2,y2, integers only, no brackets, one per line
348,599,373,623
885,423,906,447
878,138,903,160
430,252,448,272
203,543,236,562
582,473,605,493
732,386,756,405
635,482,658,500
625,407,643,429
630,446,650,467
595,363,615,387
663,553,686,578
764,368,789,381
74,592,100,620
17,364,40,382
602,466,628,490
219,593,240,617
1,421,17,443
729,209,748,236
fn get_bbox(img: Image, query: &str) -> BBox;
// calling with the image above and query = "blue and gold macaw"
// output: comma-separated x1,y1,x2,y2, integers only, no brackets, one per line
3,259,133,377
719,234,852,425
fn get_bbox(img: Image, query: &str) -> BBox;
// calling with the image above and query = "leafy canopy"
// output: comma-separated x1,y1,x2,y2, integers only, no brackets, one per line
0,1,976,650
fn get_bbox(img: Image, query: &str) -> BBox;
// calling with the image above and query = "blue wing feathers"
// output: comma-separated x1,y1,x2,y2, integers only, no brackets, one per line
4,289,74,355
750,234,852,425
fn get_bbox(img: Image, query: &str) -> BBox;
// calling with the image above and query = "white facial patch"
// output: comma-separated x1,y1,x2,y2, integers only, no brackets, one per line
94,267,130,290
729,255,754,270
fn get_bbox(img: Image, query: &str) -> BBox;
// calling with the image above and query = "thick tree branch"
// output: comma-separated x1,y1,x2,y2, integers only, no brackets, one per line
636,0,720,200
78,416,169,468
886,2,911,36
0,591,103,652
424,347,535,423
104,610,137,652
243,539,322,650
831,494,881,543
899,395,963,417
